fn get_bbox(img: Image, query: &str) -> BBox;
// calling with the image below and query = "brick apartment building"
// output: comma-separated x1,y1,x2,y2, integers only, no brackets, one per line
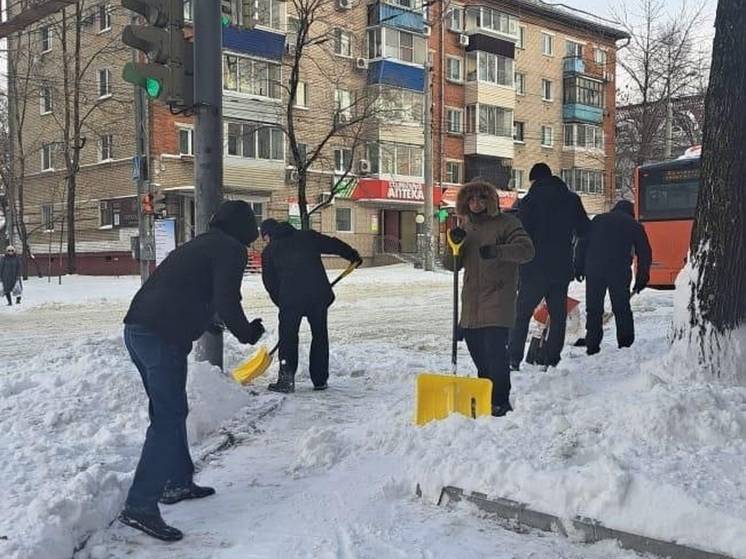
8,0,627,275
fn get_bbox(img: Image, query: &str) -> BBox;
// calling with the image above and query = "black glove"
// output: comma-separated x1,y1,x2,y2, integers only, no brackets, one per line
633,274,648,294
246,318,265,345
479,245,499,259
449,227,466,244
349,250,363,267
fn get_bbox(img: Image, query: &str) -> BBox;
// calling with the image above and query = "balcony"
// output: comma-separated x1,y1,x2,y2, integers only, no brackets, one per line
563,104,604,124
222,25,285,62
368,60,425,91
563,56,585,75
465,81,516,109
464,134,514,160
368,2,425,33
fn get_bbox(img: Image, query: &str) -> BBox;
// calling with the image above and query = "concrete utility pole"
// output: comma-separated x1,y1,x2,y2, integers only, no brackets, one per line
133,82,152,284
423,61,434,272
193,0,225,368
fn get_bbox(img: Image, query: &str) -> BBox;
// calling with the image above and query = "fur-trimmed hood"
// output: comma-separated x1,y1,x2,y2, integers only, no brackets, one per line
455,181,500,218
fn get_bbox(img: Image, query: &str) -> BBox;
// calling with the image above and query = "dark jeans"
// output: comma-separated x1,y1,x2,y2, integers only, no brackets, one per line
585,270,634,350
278,304,329,387
124,324,193,513
509,278,569,367
463,327,510,407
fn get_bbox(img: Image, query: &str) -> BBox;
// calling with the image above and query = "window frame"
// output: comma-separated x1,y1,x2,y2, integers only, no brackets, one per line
445,160,463,184
512,169,525,191
99,134,114,162
40,25,52,53
41,204,55,232
98,4,112,33
516,26,527,49
541,125,554,147
98,68,112,99
226,121,285,161
594,47,608,65
541,78,553,102
222,53,282,100
513,121,525,143
294,80,309,108
470,51,514,87
178,126,194,156
334,28,353,58
40,85,53,114
335,206,353,233
446,55,463,82
446,107,464,134
514,72,526,95
41,143,53,171
334,147,353,174
541,32,554,56
447,6,464,32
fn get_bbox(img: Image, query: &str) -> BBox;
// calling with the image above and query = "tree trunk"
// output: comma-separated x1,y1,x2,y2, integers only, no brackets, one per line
675,0,746,384
299,171,310,230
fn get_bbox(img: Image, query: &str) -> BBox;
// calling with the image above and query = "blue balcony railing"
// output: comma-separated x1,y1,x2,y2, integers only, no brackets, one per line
368,59,425,91
563,104,604,123
222,25,285,61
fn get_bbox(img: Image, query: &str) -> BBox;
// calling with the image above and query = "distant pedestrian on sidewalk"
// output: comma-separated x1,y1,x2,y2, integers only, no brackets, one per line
508,163,590,370
0,246,22,306
260,219,361,394
575,200,652,354
443,181,534,417
120,200,265,542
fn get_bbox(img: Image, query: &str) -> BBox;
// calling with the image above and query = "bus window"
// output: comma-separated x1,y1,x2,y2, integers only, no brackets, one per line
640,180,699,221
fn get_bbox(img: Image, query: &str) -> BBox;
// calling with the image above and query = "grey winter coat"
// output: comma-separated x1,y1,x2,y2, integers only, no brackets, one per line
0,254,21,293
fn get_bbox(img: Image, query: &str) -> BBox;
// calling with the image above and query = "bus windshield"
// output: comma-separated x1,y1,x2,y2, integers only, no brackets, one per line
638,161,700,221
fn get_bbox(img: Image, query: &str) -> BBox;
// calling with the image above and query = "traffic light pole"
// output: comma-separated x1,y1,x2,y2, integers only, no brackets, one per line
133,75,153,284
193,0,225,369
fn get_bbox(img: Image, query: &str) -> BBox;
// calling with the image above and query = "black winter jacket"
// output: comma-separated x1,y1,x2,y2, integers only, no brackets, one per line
576,201,653,281
517,176,590,283
124,201,260,351
262,223,358,309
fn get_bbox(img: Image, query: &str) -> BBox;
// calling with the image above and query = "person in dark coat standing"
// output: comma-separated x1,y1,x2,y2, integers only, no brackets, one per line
0,245,22,305
508,163,590,370
120,200,265,542
260,220,361,393
575,200,652,354
443,181,535,416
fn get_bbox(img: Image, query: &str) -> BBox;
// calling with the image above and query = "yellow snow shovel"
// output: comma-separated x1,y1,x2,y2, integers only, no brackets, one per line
232,260,360,385
415,230,492,426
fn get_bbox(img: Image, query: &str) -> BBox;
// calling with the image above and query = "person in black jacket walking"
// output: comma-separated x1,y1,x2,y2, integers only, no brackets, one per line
508,163,590,369
0,246,22,305
120,200,265,542
260,220,361,393
575,200,652,354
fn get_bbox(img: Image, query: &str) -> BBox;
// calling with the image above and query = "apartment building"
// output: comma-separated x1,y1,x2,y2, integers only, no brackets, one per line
9,0,626,275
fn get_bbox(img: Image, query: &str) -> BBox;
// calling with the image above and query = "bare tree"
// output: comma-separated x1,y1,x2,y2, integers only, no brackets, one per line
673,0,746,384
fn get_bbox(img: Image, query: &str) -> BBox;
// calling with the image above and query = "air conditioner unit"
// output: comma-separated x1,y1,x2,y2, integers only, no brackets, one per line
358,159,371,174
337,0,352,10
355,57,369,70
423,25,432,37
458,34,469,47
286,168,299,183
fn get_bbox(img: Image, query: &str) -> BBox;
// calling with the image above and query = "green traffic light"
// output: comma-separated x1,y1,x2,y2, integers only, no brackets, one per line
145,78,162,98
221,14,231,26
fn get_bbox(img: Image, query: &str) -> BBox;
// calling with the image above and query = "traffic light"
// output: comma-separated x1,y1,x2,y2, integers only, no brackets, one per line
221,0,232,26
436,208,449,223
121,0,193,109
141,192,154,215
153,191,168,216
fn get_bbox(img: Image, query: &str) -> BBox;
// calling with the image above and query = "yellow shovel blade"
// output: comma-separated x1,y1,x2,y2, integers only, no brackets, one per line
415,373,493,426
231,345,273,385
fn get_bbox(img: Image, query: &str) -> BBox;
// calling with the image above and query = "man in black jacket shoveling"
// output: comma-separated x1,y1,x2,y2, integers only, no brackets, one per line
120,201,265,541
575,200,652,355
508,163,590,370
260,219,361,393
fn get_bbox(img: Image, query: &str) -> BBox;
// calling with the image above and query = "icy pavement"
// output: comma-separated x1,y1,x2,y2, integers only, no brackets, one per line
1,266,745,559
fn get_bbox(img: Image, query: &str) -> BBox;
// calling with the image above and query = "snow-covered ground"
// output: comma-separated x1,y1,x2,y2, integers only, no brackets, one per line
1,266,745,559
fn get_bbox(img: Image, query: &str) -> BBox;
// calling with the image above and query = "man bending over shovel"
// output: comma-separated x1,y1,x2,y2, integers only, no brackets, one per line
260,219,362,393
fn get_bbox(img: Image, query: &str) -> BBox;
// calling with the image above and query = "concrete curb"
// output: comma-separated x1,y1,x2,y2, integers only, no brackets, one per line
437,486,735,559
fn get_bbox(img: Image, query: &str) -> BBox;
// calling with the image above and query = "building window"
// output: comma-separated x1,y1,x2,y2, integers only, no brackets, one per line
294,81,308,107
99,200,113,227
335,89,353,121
40,85,53,114
561,168,604,194
447,7,464,32
516,26,526,49
41,144,53,171
244,0,282,30
336,207,353,232
446,56,463,82
98,4,111,32
512,169,525,191
446,161,462,184
223,55,281,99
541,125,554,147
334,148,353,173
369,142,423,177
295,142,308,165
335,28,353,57
563,124,604,150
594,47,607,66
466,104,513,137
227,122,284,161
40,26,52,52
541,32,554,56
541,79,553,101
98,69,112,98
467,51,514,87
474,6,519,37
385,28,416,63
249,201,264,224
42,205,54,231
446,108,464,134
563,76,604,107
565,40,583,58
513,121,525,142
99,134,113,161
378,86,423,124
183,0,192,21
514,72,526,95
178,127,194,155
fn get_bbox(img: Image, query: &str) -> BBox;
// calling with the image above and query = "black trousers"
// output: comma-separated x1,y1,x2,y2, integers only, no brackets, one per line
463,327,510,407
585,270,634,351
509,278,569,367
278,304,329,387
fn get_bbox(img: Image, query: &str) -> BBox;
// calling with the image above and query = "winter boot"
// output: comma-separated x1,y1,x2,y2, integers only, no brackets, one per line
509,359,521,372
15,297,21,304
492,402,513,417
313,383,328,391
118,508,183,541
160,482,216,505
268,362,295,393
586,345,600,356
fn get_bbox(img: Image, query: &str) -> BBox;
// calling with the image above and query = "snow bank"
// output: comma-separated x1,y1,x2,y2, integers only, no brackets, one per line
0,334,258,559
5,275,140,311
